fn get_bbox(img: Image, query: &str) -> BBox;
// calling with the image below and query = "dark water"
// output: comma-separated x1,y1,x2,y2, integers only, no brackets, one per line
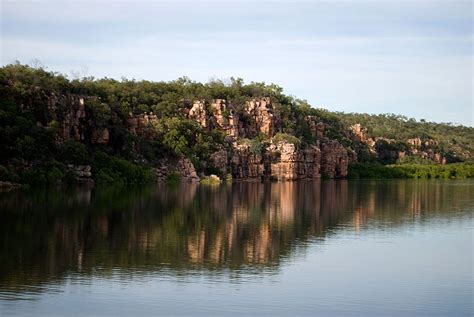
0,180,472,316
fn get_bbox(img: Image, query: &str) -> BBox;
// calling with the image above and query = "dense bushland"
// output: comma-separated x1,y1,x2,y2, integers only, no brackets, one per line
1,63,472,185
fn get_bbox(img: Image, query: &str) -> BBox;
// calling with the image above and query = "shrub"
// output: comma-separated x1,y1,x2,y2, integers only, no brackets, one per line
200,174,221,185
348,162,474,179
249,139,263,155
272,133,301,146
166,171,181,183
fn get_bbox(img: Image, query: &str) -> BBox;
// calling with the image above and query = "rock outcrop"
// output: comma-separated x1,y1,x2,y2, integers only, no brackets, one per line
209,149,228,177
49,95,87,142
243,98,275,138
351,124,446,164
126,112,159,137
320,140,350,178
268,142,321,180
230,142,265,180
215,139,349,181
307,116,325,141
188,100,208,128
92,128,109,144
67,165,94,184
210,99,239,138
154,158,200,182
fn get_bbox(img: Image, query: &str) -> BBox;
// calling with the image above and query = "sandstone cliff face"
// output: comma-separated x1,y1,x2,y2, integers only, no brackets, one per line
188,100,208,128
209,138,349,181
210,99,239,138
48,94,87,142
185,98,277,141
230,143,265,180
306,116,325,141
209,149,228,177
350,124,446,164
183,97,352,180
268,142,321,180
126,112,159,138
40,92,353,181
92,128,110,144
48,94,112,145
320,140,349,178
243,98,275,138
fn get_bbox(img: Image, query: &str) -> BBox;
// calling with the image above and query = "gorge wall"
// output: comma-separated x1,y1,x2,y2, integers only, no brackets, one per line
182,97,353,180
44,94,353,181
2,64,463,186
24,92,453,182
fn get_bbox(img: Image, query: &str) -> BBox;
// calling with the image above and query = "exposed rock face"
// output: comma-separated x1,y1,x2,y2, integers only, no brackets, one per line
320,140,349,178
307,116,325,141
244,98,275,138
47,93,115,146
433,153,446,164
188,100,208,128
351,123,368,143
230,143,265,180
154,158,200,182
126,112,158,137
51,95,87,142
186,99,240,139
67,165,94,184
352,123,446,164
210,99,228,128
92,128,109,144
209,149,228,176
226,139,346,181
268,142,321,180
210,99,239,138
407,138,422,147
39,93,352,181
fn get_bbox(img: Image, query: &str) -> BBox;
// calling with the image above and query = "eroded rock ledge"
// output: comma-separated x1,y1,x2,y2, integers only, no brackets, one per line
44,95,354,181
177,97,353,180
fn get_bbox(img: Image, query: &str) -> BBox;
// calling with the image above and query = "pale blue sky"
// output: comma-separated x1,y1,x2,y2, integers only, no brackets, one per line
1,0,472,125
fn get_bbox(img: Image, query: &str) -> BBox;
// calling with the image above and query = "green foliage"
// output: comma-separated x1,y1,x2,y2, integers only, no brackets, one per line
166,171,181,183
249,139,263,155
0,165,17,182
349,162,474,179
336,112,474,163
272,133,301,146
0,63,472,186
237,138,264,155
58,141,90,165
92,152,154,185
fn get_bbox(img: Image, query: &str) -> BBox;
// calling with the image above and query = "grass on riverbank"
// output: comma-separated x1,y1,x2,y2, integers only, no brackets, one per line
348,162,474,179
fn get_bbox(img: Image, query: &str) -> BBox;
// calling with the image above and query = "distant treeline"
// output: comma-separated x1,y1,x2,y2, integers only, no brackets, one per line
337,112,473,163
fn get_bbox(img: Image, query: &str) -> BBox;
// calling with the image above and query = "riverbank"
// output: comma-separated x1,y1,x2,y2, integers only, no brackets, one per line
348,162,474,179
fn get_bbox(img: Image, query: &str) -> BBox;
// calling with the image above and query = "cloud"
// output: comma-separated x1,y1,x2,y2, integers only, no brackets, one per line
1,0,472,125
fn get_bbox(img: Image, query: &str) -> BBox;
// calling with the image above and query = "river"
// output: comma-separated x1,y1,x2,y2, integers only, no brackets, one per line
0,180,472,316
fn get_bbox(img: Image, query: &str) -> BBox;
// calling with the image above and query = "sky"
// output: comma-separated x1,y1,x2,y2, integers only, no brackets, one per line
1,0,472,126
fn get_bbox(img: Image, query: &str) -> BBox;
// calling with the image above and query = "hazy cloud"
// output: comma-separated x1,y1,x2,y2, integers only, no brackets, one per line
1,0,472,125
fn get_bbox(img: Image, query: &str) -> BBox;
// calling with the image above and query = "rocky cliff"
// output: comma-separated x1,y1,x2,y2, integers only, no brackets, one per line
350,123,447,164
1,64,470,186
181,97,351,180
49,94,353,180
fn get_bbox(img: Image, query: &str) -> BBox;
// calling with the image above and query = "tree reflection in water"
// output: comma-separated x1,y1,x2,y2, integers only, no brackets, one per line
0,180,472,295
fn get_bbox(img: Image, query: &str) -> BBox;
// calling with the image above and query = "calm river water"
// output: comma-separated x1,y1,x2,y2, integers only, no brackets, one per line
0,180,472,316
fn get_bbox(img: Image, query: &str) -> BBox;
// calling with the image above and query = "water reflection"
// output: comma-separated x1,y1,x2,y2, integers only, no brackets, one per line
0,180,472,298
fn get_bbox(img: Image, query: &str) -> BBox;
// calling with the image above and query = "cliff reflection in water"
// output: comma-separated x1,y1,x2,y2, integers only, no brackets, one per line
0,180,472,294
